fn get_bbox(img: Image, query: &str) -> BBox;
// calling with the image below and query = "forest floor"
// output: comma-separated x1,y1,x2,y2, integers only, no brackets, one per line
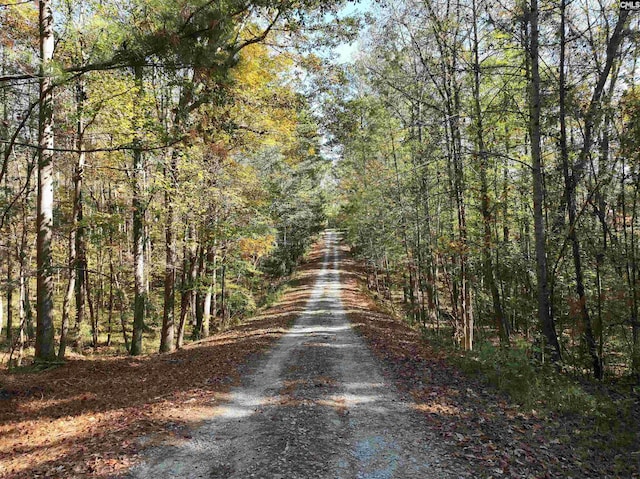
341,248,640,479
0,231,638,478
0,241,323,479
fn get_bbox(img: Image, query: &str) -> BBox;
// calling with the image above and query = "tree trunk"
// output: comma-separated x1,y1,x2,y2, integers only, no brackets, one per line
60,75,88,359
86,270,97,349
472,0,508,345
452,88,472,351
17,252,28,366
58,229,75,359
35,0,56,361
107,255,114,347
202,283,212,339
177,224,198,348
160,158,177,353
211,246,218,330
221,260,227,327
130,63,146,356
571,9,629,187
73,145,87,350
621,156,640,375
114,271,130,353
16,268,26,366
193,246,207,339
528,0,561,362
558,0,601,378
6,254,12,341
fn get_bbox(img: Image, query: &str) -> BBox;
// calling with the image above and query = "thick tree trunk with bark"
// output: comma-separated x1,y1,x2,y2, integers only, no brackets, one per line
35,0,56,361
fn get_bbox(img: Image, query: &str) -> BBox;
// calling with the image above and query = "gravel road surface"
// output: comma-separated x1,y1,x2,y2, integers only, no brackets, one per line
130,231,466,479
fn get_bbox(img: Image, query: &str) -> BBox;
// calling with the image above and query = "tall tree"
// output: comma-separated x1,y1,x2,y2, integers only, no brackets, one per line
527,0,561,361
130,63,146,356
35,0,56,361
471,0,508,345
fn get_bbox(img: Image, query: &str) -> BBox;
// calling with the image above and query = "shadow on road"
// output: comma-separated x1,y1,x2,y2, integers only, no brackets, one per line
0,238,328,478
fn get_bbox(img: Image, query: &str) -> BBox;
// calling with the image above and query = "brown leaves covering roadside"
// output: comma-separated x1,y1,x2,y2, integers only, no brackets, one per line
338,243,638,479
0,240,325,479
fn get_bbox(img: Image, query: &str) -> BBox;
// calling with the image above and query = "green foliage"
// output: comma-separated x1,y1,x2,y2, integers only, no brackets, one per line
451,339,637,474
451,340,612,416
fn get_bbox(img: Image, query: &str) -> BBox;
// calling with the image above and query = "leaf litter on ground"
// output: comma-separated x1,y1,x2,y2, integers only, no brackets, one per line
338,242,639,479
0,242,326,478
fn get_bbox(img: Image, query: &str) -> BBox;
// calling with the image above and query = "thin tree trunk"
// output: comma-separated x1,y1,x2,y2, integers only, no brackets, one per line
202,273,212,340
61,74,87,359
16,243,31,365
571,9,629,186
528,0,561,361
558,0,601,378
622,156,640,375
130,63,146,356
17,259,26,366
452,90,472,351
6,253,12,342
0,48,7,343
211,245,218,330
107,255,114,347
114,271,130,353
390,128,416,321
177,224,198,348
176,242,188,348
221,260,227,327
86,270,97,349
193,246,207,339
632,177,640,375
58,229,75,359
160,159,177,352
472,0,508,345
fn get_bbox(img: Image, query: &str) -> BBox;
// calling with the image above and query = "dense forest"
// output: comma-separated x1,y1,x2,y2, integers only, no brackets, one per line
2,0,640,477
0,0,354,363
327,0,640,381
1,0,639,382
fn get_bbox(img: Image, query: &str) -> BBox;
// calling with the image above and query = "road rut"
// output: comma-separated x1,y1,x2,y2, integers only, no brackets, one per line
131,231,464,478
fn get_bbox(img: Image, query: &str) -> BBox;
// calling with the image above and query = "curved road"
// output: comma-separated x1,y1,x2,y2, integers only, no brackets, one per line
131,231,464,479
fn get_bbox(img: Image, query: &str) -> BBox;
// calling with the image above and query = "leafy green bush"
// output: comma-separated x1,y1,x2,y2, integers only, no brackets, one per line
454,341,598,414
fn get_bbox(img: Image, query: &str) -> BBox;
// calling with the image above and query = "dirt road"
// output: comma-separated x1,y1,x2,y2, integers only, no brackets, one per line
131,231,466,478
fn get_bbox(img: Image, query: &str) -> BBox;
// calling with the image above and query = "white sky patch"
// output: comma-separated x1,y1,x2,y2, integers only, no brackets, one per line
331,0,374,65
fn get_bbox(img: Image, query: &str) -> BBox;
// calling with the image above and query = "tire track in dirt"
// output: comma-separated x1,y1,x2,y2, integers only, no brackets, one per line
130,231,468,479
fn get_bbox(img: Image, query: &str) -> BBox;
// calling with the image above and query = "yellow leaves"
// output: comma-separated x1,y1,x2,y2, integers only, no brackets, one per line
0,2,38,52
229,43,299,153
238,235,276,261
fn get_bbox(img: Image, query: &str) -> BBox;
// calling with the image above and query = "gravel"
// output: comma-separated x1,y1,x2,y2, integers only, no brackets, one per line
129,231,468,479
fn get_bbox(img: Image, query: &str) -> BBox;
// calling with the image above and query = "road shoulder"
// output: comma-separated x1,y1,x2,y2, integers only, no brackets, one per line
0,239,326,478
339,241,613,479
